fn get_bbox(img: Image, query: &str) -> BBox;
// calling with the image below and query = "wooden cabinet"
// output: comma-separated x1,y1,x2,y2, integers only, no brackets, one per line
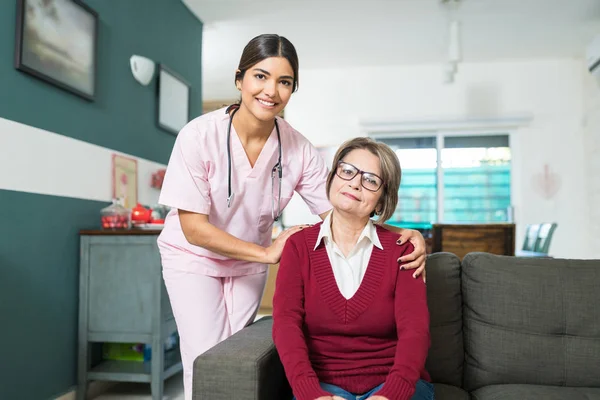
78,230,181,400
431,223,515,260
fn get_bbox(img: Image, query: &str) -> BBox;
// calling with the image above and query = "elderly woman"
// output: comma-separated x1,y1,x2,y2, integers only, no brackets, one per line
272,138,433,400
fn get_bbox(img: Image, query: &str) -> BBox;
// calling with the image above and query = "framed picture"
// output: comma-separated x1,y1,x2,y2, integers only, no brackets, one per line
112,154,138,209
157,64,191,135
14,0,98,101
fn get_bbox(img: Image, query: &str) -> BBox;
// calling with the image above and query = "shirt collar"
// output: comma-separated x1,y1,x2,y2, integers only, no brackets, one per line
314,211,383,251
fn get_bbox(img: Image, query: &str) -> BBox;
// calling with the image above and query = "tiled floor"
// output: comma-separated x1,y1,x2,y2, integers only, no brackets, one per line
92,372,184,400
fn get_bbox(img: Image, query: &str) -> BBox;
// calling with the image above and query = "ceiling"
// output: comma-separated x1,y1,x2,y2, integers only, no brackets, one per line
182,0,600,100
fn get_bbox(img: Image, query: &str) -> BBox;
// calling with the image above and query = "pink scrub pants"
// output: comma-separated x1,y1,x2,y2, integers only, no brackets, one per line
160,246,267,400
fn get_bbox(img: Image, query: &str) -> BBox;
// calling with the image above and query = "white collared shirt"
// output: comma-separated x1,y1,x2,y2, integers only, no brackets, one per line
314,212,383,299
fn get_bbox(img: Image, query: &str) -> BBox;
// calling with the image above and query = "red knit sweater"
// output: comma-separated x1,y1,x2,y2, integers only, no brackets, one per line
272,223,430,400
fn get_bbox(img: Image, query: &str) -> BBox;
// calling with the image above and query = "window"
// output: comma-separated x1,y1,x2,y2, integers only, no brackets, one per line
376,134,511,228
386,137,437,229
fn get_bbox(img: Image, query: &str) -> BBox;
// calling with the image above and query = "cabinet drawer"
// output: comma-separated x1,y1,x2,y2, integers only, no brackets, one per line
87,241,161,334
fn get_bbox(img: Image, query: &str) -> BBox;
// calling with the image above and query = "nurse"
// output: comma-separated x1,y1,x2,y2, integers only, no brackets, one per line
157,33,427,400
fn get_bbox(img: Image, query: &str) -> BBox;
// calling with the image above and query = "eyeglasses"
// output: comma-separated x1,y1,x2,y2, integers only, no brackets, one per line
335,161,384,192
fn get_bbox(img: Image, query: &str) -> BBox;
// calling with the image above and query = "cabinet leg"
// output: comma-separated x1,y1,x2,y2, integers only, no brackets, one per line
77,341,91,400
76,351,88,400
76,382,87,400
151,377,164,400
151,336,165,400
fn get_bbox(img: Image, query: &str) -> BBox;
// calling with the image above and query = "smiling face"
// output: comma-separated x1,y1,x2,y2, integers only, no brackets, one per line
329,148,384,220
236,57,294,122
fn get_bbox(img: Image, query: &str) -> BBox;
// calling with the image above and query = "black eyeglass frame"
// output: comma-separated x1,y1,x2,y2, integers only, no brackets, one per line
335,161,385,192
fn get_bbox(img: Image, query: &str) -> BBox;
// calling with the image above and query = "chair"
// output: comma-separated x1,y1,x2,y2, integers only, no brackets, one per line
534,223,558,254
522,224,541,251
517,223,557,257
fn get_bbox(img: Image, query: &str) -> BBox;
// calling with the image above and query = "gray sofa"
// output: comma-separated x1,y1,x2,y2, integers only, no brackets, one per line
193,252,600,399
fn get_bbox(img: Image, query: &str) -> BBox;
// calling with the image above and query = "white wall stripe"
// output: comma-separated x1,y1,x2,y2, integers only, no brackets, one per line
0,117,167,206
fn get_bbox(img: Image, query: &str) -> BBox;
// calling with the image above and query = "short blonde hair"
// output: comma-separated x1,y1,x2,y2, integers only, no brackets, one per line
325,137,401,224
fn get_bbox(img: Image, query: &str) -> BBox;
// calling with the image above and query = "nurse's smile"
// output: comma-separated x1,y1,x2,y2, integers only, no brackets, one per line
257,98,276,108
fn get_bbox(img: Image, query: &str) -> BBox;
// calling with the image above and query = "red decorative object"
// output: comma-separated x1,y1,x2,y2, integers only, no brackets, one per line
131,203,153,224
532,164,561,200
101,214,130,230
151,169,166,189
100,200,131,230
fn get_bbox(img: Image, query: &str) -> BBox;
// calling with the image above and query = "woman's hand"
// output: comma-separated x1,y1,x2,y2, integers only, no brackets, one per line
179,210,304,264
366,396,389,400
395,228,427,282
314,397,346,400
264,225,309,264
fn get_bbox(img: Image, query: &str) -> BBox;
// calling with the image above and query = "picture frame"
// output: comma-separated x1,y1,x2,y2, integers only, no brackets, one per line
112,154,138,209
156,64,191,135
14,0,98,101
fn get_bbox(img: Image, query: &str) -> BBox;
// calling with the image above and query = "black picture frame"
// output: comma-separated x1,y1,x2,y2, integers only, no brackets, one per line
156,64,191,135
14,0,99,101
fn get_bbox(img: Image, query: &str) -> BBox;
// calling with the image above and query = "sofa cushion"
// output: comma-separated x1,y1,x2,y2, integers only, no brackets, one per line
425,253,464,387
471,384,600,400
433,383,470,400
462,253,600,391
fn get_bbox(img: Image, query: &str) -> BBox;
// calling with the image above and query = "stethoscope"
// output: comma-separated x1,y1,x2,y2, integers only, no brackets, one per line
226,104,282,221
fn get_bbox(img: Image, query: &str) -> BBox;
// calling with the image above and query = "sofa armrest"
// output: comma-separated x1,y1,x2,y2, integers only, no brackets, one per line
192,316,292,400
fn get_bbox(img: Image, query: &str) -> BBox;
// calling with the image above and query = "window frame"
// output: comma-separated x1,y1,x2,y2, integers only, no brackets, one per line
364,117,526,223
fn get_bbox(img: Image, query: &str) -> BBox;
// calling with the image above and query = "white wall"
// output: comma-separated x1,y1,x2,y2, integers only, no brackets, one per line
0,118,166,206
582,72,600,258
283,59,593,259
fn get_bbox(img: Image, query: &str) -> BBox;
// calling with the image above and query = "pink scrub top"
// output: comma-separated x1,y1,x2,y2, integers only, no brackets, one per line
157,107,332,277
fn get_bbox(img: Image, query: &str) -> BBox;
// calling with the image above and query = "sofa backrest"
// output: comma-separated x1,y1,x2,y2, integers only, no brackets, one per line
425,252,464,387
461,252,600,391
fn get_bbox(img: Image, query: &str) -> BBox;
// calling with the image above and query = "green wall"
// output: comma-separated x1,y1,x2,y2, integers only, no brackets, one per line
0,0,203,165
0,1,202,398
0,191,105,399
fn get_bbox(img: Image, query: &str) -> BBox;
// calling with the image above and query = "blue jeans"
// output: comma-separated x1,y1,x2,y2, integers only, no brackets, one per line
293,379,434,400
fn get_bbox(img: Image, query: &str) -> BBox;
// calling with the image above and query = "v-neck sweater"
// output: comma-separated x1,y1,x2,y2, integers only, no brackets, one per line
272,223,431,400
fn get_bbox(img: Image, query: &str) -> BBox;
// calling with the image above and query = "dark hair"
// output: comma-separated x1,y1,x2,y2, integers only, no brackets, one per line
325,137,402,224
235,34,299,92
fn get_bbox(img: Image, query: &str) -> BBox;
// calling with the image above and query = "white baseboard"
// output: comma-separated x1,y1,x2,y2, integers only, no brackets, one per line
55,381,119,400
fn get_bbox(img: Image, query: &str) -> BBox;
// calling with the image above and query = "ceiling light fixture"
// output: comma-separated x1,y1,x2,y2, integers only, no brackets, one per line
441,0,463,84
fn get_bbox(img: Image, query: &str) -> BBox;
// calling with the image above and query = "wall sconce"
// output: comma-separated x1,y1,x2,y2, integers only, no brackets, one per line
130,55,155,86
